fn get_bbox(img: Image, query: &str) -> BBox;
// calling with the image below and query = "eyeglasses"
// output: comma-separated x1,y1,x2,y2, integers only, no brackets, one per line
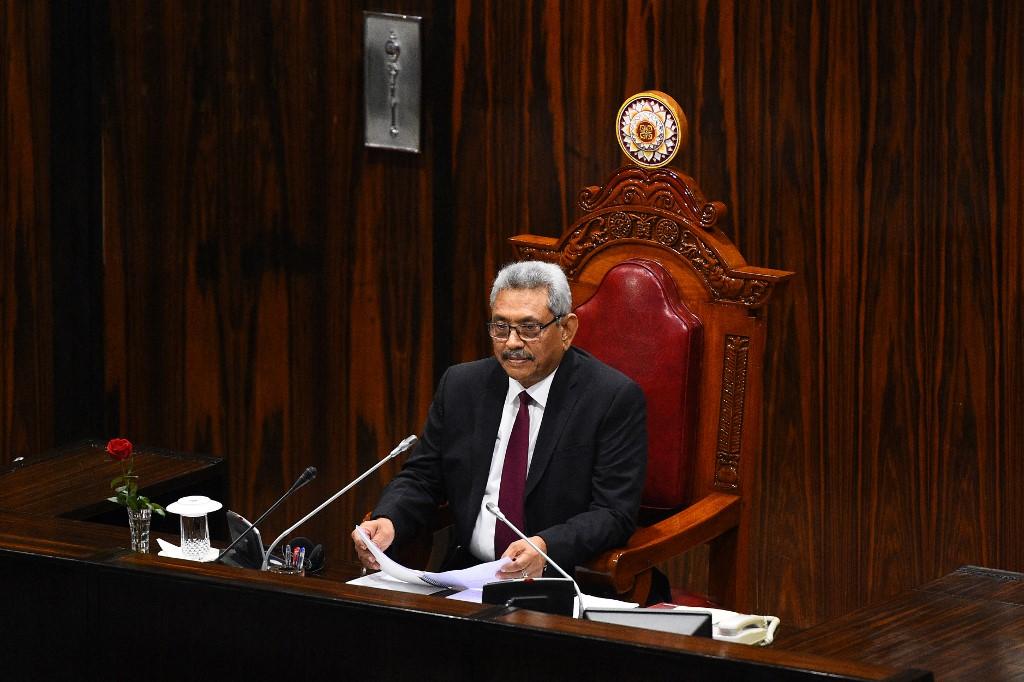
486,315,562,341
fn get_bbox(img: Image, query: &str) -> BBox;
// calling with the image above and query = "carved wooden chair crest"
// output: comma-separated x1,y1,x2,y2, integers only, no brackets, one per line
509,91,794,609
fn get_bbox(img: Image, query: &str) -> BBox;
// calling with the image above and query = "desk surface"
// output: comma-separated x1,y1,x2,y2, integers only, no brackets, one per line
780,565,1024,680
0,439,224,518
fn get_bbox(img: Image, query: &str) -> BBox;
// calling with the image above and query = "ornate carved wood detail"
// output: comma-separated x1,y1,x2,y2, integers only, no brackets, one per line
577,167,715,227
557,210,774,306
714,335,750,491
513,244,561,264
512,166,781,306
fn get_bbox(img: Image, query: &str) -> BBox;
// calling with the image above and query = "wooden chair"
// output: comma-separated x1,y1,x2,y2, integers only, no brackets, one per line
508,98,793,610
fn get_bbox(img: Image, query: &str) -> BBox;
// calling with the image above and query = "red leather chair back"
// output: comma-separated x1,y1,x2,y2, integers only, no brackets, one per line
572,259,703,511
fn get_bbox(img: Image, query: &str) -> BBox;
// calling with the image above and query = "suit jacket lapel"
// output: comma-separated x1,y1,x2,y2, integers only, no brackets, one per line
467,359,508,516
525,348,583,498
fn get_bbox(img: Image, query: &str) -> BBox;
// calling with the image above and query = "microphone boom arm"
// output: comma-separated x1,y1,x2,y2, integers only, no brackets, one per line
216,467,316,562
260,436,417,570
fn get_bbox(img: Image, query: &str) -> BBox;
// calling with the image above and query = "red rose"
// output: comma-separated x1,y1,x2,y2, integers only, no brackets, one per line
106,438,133,462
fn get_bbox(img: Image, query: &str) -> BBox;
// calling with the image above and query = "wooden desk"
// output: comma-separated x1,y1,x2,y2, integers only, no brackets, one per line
0,445,930,681
780,565,1024,680
0,510,930,681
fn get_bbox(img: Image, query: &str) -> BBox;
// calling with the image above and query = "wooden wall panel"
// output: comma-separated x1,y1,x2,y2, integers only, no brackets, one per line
449,0,1023,628
746,0,1024,626
0,1,53,462
100,0,442,551
449,0,642,362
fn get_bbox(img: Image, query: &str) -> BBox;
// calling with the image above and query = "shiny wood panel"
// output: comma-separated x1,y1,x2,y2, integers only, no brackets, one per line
99,1,441,553
0,1,53,460
737,0,1023,627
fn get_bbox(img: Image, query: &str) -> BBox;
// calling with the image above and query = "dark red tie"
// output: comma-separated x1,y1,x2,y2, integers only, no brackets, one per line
494,391,530,559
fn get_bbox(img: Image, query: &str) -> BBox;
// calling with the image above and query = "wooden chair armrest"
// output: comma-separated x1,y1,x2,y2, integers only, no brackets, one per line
578,492,741,593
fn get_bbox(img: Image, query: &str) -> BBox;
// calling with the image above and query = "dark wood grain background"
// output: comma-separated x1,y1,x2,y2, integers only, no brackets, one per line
2,0,1021,629
1,1,53,459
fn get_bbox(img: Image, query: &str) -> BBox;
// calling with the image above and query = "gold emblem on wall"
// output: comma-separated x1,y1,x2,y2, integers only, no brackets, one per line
616,91,688,168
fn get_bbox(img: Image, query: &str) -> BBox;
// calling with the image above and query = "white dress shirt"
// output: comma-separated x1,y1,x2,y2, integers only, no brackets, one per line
468,367,558,561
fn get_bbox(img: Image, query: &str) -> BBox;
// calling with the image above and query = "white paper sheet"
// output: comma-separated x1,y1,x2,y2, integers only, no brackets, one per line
581,594,638,610
421,559,512,590
353,525,510,590
347,571,444,595
446,588,484,603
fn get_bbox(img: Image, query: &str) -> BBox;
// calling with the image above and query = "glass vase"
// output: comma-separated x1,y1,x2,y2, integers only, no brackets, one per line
127,507,152,553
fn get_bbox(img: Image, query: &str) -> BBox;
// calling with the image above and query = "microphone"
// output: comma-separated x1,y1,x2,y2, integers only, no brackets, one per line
260,435,418,570
485,501,587,618
216,466,317,562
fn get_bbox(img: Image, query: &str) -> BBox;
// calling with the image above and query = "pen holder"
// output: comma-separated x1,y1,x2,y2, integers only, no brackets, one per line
270,544,308,576
166,495,223,561
268,563,305,577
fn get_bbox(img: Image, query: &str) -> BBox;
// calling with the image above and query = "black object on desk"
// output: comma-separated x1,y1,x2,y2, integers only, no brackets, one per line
482,576,576,615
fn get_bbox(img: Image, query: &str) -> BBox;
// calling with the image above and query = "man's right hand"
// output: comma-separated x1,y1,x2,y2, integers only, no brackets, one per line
351,517,395,570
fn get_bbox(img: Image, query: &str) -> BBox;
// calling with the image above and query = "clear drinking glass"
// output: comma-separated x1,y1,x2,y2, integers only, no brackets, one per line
167,495,221,561
179,513,211,560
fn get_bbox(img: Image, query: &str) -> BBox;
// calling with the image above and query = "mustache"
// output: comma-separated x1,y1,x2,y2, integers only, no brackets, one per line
502,349,535,361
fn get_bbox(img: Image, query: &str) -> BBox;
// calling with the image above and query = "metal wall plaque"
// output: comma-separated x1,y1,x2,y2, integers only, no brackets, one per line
364,12,422,153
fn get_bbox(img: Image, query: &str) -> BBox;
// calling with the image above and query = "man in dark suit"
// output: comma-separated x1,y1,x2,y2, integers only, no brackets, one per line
352,261,647,579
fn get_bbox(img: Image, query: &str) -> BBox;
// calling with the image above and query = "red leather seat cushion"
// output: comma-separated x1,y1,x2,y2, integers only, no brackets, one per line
572,259,702,510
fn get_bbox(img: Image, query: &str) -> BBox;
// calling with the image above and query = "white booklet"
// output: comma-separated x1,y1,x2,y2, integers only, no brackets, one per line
352,525,510,590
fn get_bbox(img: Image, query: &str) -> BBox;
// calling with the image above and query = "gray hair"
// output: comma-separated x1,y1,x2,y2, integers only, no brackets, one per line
489,261,573,316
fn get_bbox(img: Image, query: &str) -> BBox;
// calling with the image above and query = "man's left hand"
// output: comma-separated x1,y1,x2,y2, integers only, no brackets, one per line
496,536,547,579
